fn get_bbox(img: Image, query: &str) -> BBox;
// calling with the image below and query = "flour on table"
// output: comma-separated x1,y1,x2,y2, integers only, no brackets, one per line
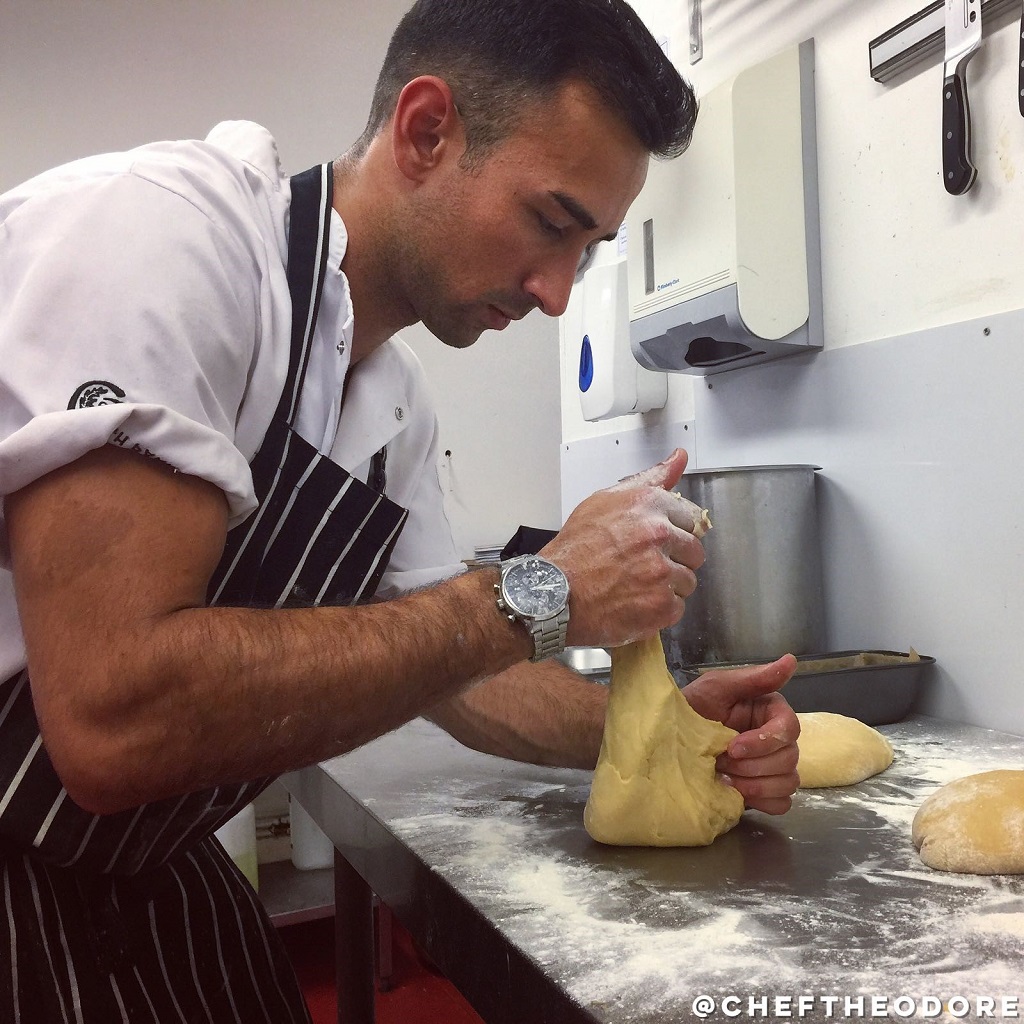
384,718,1024,1022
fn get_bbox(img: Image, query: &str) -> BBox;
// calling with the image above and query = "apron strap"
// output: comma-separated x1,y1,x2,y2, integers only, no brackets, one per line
278,162,334,423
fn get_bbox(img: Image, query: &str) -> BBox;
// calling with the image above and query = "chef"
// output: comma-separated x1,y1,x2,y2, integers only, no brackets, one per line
0,0,800,1019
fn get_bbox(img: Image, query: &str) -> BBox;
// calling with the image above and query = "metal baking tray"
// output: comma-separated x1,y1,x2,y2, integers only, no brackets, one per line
679,650,935,725
558,646,612,676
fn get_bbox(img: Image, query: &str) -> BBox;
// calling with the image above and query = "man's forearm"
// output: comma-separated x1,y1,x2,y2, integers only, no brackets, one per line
9,447,537,813
34,566,532,814
427,659,609,769
155,573,532,785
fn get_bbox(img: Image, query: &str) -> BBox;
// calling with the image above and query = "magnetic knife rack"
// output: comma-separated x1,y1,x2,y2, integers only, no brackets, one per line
869,0,1019,82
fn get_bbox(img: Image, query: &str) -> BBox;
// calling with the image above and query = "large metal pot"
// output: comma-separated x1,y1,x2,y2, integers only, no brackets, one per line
663,465,825,671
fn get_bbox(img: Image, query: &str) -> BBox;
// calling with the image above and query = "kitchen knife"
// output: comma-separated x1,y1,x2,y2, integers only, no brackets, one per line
1019,2,1024,117
942,0,982,195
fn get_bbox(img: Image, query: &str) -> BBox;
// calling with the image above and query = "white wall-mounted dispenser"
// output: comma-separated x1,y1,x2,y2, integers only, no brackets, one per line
576,238,667,421
627,39,822,376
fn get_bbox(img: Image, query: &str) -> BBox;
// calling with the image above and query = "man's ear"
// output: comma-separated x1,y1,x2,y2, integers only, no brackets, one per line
391,76,464,183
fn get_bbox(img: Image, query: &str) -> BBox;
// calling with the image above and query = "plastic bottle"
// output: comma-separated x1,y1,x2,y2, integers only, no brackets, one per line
214,803,259,890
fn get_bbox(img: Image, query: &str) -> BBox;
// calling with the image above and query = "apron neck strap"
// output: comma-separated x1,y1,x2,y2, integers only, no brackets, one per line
279,162,334,423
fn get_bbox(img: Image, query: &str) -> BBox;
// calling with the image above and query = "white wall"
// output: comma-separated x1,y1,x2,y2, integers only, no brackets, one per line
1,0,562,559
563,0,1024,447
560,1,1024,734
636,0,1024,351
404,317,562,555
692,311,1024,736
1,1,395,183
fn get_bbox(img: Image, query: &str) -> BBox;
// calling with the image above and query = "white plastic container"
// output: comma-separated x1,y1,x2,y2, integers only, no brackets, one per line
575,238,667,422
290,796,334,870
214,802,259,890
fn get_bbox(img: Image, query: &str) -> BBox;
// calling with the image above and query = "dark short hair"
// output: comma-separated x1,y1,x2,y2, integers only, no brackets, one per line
353,0,697,163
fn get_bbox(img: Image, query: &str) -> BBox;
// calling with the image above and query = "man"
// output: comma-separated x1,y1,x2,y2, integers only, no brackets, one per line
0,0,799,1019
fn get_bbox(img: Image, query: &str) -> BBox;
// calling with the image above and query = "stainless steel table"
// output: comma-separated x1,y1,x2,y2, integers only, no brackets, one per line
282,715,1024,1023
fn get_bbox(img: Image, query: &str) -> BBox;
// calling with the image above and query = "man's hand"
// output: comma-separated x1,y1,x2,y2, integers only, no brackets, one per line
540,448,704,649
681,655,801,815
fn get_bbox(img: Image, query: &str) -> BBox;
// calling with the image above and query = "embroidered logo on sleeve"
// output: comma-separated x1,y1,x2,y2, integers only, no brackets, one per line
68,380,126,409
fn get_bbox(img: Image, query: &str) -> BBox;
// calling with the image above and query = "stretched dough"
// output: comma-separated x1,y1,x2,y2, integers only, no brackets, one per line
912,770,1024,874
796,712,893,788
584,634,743,846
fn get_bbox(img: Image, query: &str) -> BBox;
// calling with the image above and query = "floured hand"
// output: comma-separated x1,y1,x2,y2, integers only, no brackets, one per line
540,449,707,648
681,655,801,814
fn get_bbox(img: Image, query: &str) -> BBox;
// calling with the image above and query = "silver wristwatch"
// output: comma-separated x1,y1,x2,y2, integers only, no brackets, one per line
495,555,570,662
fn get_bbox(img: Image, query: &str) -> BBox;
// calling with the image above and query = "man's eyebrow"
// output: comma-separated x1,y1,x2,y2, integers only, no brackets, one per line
550,191,618,242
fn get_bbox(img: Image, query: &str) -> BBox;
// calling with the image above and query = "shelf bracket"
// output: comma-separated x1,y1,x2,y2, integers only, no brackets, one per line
688,0,704,65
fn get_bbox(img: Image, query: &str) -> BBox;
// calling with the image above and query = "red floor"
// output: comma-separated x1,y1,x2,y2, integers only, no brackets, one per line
279,915,485,1024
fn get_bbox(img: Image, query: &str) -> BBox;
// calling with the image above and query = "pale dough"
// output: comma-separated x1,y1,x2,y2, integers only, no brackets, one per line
584,634,743,847
796,712,893,788
672,493,712,539
912,770,1024,874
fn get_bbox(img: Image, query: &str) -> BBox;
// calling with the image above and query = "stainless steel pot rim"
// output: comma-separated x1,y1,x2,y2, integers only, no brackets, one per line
681,464,822,476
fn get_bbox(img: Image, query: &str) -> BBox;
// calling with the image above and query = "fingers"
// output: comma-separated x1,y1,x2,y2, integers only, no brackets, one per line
666,556,699,602
717,703,801,815
664,523,705,576
681,659,798,744
725,695,800,759
612,451,708,543
609,448,688,493
718,736,798,780
717,746,800,816
660,491,711,538
700,655,798,702
734,791,797,816
725,777,799,815
541,448,706,647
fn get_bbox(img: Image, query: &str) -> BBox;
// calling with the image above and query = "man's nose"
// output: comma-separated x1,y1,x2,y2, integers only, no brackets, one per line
523,253,581,318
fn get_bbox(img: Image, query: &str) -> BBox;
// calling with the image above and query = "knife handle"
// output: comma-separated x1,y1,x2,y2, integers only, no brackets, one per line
942,73,977,195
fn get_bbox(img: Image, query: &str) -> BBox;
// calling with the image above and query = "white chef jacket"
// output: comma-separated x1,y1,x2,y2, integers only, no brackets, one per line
0,121,463,681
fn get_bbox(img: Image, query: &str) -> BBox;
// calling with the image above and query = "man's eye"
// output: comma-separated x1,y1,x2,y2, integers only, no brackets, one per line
537,212,564,238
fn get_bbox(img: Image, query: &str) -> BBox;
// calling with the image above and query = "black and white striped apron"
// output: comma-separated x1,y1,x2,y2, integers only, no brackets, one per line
0,162,409,1022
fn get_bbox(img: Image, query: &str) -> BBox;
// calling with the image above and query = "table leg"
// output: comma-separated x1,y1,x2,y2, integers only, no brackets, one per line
373,897,394,992
334,849,375,1024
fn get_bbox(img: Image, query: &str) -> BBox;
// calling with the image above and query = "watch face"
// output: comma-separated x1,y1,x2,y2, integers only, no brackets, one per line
502,557,569,618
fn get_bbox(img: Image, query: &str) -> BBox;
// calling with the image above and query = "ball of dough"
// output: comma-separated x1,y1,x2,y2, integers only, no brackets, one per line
796,712,894,788
912,770,1024,874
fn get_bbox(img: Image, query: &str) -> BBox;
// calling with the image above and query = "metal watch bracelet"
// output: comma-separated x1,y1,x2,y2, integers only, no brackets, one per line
529,605,570,662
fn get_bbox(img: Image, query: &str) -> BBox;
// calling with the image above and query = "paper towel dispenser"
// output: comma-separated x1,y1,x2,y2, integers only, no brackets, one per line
627,40,822,376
